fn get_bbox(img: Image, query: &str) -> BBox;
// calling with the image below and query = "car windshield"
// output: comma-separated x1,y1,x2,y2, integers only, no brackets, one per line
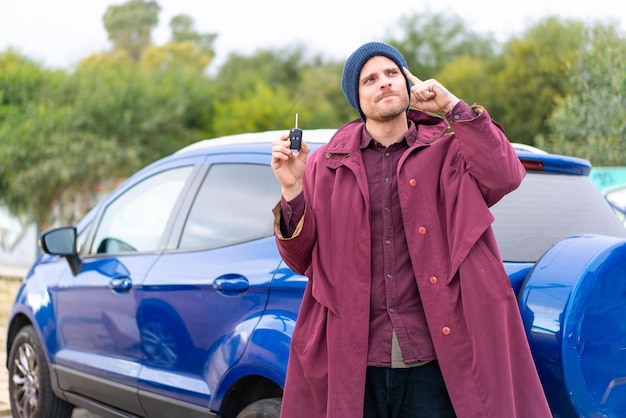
491,172,626,262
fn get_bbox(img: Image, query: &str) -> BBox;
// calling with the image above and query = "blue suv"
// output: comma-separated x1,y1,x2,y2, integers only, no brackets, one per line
6,130,626,418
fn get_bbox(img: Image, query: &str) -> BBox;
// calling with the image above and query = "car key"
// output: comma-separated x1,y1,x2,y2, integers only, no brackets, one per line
289,113,303,151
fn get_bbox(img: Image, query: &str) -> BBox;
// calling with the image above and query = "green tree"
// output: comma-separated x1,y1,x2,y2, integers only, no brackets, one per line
71,59,214,165
214,47,352,131
0,49,53,117
103,0,161,61
383,11,496,78
213,46,318,134
435,55,495,107
140,14,218,73
296,59,354,128
0,51,74,227
213,79,294,134
0,48,216,228
170,14,218,58
214,46,306,101
490,17,586,143
141,41,212,73
539,23,626,165
0,101,136,228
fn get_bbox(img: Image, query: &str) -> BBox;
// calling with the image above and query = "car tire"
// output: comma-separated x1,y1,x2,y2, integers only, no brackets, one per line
8,325,73,418
236,397,282,418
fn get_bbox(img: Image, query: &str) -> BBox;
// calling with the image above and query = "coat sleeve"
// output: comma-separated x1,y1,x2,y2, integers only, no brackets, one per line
272,154,322,276
449,105,525,207
273,202,316,275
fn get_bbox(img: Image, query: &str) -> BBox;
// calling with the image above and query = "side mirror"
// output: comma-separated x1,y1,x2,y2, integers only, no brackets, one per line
40,226,82,275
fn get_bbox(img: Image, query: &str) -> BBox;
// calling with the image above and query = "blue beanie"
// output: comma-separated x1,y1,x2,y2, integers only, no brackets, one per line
341,42,411,121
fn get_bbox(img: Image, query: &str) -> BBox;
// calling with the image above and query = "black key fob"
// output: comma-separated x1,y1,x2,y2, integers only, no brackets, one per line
289,127,302,151
289,113,302,151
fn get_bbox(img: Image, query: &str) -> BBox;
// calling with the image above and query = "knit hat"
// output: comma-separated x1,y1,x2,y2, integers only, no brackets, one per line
341,41,411,121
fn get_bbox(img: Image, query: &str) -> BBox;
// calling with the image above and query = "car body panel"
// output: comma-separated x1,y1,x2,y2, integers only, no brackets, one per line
7,130,626,418
136,236,283,410
520,234,626,417
53,255,157,415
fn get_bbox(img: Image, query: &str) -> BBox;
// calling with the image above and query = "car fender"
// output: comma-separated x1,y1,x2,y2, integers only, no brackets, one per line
7,257,69,364
210,310,296,410
518,234,626,417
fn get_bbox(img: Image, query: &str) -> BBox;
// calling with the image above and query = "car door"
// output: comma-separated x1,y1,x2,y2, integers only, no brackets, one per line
53,156,203,415
136,154,283,415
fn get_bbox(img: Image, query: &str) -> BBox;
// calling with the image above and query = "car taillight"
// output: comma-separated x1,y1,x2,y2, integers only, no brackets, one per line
520,159,544,172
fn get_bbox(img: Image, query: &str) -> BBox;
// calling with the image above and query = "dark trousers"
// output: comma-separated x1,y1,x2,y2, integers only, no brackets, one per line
363,361,456,418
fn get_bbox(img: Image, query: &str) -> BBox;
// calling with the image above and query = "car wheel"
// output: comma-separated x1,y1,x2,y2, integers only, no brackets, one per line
236,397,282,418
8,325,73,418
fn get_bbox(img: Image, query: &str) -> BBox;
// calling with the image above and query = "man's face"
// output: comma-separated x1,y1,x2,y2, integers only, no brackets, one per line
358,56,409,122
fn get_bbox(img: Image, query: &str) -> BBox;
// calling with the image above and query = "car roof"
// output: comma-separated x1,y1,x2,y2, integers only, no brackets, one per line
174,129,592,176
176,129,337,154
511,143,548,154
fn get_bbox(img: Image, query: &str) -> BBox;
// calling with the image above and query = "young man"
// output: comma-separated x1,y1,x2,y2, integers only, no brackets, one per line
271,41,551,418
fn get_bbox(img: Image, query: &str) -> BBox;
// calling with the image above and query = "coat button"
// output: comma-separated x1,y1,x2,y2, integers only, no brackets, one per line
409,179,417,187
429,276,438,285
418,226,427,235
442,327,451,335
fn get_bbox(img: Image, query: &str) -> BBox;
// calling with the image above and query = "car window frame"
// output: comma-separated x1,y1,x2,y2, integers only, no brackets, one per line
163,152,280,253
81,154,208,258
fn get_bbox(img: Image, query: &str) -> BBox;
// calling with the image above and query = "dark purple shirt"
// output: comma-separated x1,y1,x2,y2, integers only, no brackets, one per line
280,102,477,366
359,122,435,366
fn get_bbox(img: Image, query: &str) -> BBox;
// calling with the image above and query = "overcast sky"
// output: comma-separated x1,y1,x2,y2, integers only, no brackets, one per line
1,0,624,71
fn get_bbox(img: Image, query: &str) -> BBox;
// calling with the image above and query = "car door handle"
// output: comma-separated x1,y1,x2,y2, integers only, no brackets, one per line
109,275,132,293
213,274,249,296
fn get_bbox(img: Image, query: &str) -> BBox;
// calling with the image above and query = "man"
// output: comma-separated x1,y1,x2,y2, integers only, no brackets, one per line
271,42,551,418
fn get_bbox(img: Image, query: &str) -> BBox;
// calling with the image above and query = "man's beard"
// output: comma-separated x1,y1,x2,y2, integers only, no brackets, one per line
367,94,409,122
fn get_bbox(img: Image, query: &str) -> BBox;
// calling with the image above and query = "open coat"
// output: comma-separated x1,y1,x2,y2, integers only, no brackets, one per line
274,107,552,418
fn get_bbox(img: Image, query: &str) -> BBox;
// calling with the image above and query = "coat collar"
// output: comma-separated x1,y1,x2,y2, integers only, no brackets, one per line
324,109,450,157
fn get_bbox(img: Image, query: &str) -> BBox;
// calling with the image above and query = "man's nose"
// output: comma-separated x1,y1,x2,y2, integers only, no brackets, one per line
379,75,392,86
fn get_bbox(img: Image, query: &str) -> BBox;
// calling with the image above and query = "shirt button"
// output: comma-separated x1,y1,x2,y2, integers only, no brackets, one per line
389,308,395,313
409,179,417,187
385,240,391,245
429,276,438,285
418,226,427,235
387,274,393,280
442,327,451,335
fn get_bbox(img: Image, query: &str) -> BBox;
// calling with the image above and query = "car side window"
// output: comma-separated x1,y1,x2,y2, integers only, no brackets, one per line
178,163,280,249
91,166,194,254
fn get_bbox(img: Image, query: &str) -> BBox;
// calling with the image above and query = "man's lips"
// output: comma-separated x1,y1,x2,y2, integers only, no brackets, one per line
377,92,399,102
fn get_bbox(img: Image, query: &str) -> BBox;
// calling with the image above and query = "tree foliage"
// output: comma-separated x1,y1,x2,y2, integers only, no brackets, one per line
435,55,495,107
489,18,586,143
103,0,160,61
170,14,217,58
0,2,217,227
0,51,69,227
213,48,350,132
383,12,496,78
1,2,625,229
538,23,626,165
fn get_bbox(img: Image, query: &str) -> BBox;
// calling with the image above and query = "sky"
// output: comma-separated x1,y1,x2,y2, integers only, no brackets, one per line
0,0,625,71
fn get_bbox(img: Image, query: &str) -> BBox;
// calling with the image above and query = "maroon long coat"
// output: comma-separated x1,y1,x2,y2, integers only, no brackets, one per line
274,107,552,418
